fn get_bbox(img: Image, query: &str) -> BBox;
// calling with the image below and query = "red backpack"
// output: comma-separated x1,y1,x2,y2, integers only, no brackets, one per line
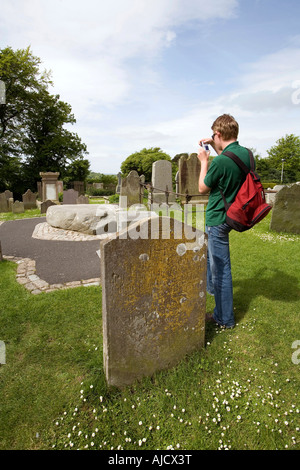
219,149,272,232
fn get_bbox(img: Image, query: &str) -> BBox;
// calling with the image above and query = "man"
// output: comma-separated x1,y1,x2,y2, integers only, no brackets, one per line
197,114,253,329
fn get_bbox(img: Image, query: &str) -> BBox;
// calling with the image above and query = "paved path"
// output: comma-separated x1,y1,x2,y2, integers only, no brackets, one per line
0,218,101,293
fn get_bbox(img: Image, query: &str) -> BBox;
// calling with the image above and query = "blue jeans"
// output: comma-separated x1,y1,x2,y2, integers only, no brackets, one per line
206,223,235,328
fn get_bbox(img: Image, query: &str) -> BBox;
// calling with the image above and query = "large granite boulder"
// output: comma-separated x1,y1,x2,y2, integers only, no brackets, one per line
46,204,118,235
46,204,159,236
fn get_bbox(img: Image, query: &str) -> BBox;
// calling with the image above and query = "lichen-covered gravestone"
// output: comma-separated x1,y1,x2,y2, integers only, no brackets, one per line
100,216,207,387
270,183,300,234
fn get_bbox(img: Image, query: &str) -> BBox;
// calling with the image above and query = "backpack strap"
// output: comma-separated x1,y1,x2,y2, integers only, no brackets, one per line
219,149,255,210
223,148,255,174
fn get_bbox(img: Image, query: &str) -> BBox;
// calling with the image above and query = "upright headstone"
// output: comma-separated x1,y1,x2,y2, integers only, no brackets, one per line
151,160,176,203
116,172,122,194
0,193,8,213
179,154,201,201
8,198,14,212
63,189,79,205
73,181,85,195
40,199,57,214
40,172,60,202
22,189,37,210
101,216,207,387
0,241,3,262
12,201,25,214
57,181,64,194
76,195,89,204
120,170,141,207
4,190,13,201
270,183,300,234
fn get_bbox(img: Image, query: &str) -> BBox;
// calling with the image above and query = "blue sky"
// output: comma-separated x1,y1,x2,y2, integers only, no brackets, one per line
1,0,300,174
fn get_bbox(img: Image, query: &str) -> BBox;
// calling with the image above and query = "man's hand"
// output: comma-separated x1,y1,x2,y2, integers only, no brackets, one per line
197,140,211,194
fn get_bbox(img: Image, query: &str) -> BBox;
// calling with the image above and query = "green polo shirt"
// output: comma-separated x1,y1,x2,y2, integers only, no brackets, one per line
204,141,253,227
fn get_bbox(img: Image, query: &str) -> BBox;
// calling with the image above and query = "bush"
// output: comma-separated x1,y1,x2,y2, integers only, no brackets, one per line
86,188,115,196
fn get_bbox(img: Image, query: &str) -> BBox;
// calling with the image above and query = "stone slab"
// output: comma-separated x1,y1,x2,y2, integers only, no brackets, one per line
100,216,207,387
270,183,300,234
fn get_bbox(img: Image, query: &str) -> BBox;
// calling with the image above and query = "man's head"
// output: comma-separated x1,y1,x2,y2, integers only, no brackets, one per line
211,114,239,142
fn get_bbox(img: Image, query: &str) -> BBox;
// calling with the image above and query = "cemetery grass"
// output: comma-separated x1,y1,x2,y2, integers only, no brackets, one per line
0,214,299,450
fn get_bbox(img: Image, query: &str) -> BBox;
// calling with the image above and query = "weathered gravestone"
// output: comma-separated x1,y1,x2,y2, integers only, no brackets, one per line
0,193,8,213
178,153,209,203
76,195,89,204
63,189,78,205
270,183,300,234
22,189,37,210
100,216,207,387
151,160,176,203
120,170,141,207
0,241,3,262
40,199,57,214
12,201,25,214
40,172,60,202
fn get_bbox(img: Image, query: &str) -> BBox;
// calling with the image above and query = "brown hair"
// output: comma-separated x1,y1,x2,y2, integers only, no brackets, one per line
212,114,239,141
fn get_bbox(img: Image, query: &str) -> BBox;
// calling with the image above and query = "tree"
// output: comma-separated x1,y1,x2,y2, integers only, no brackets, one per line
121,147,172,182
21,89,88,189
0,46,89,193
266,134,300,183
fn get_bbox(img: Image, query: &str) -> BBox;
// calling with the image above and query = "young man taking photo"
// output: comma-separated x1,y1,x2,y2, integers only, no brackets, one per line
197,114,253,329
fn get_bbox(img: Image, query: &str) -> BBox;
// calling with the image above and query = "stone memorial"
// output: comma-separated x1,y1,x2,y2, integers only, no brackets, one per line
4,190,13,201
39,172,60,202
12,200,25,214
178,153,208,203
270,183,300,234
0,241,3,262
120,170,141,207
40,199,57,214
22,189,37,210
73,181,85,195
0,193,8,213
151,160,176,203
101,216,207,387
63,189,79,205
76,195,89,204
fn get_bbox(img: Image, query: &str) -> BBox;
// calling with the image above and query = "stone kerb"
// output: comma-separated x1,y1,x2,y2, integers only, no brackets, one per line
100,215,207,388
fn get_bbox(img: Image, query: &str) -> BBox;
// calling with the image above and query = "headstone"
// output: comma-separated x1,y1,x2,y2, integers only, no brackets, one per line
37,182,42,200
101,216,207,387
76,195,89,204
63,189,78,205
116,172,122,194
12,201,25,214
57,181,64,194
151,160,176,203
120,170,141,207
40,199,57,214
22,189,37,210
0,193,8,213
270,183,300,234
178,154,201,202
0,241,3,262
39,172,60,202
4,190,13,201
8,198,14,211
73,181,85,195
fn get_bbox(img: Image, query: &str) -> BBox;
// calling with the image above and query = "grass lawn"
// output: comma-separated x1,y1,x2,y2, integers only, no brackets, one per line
0,213,299,450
